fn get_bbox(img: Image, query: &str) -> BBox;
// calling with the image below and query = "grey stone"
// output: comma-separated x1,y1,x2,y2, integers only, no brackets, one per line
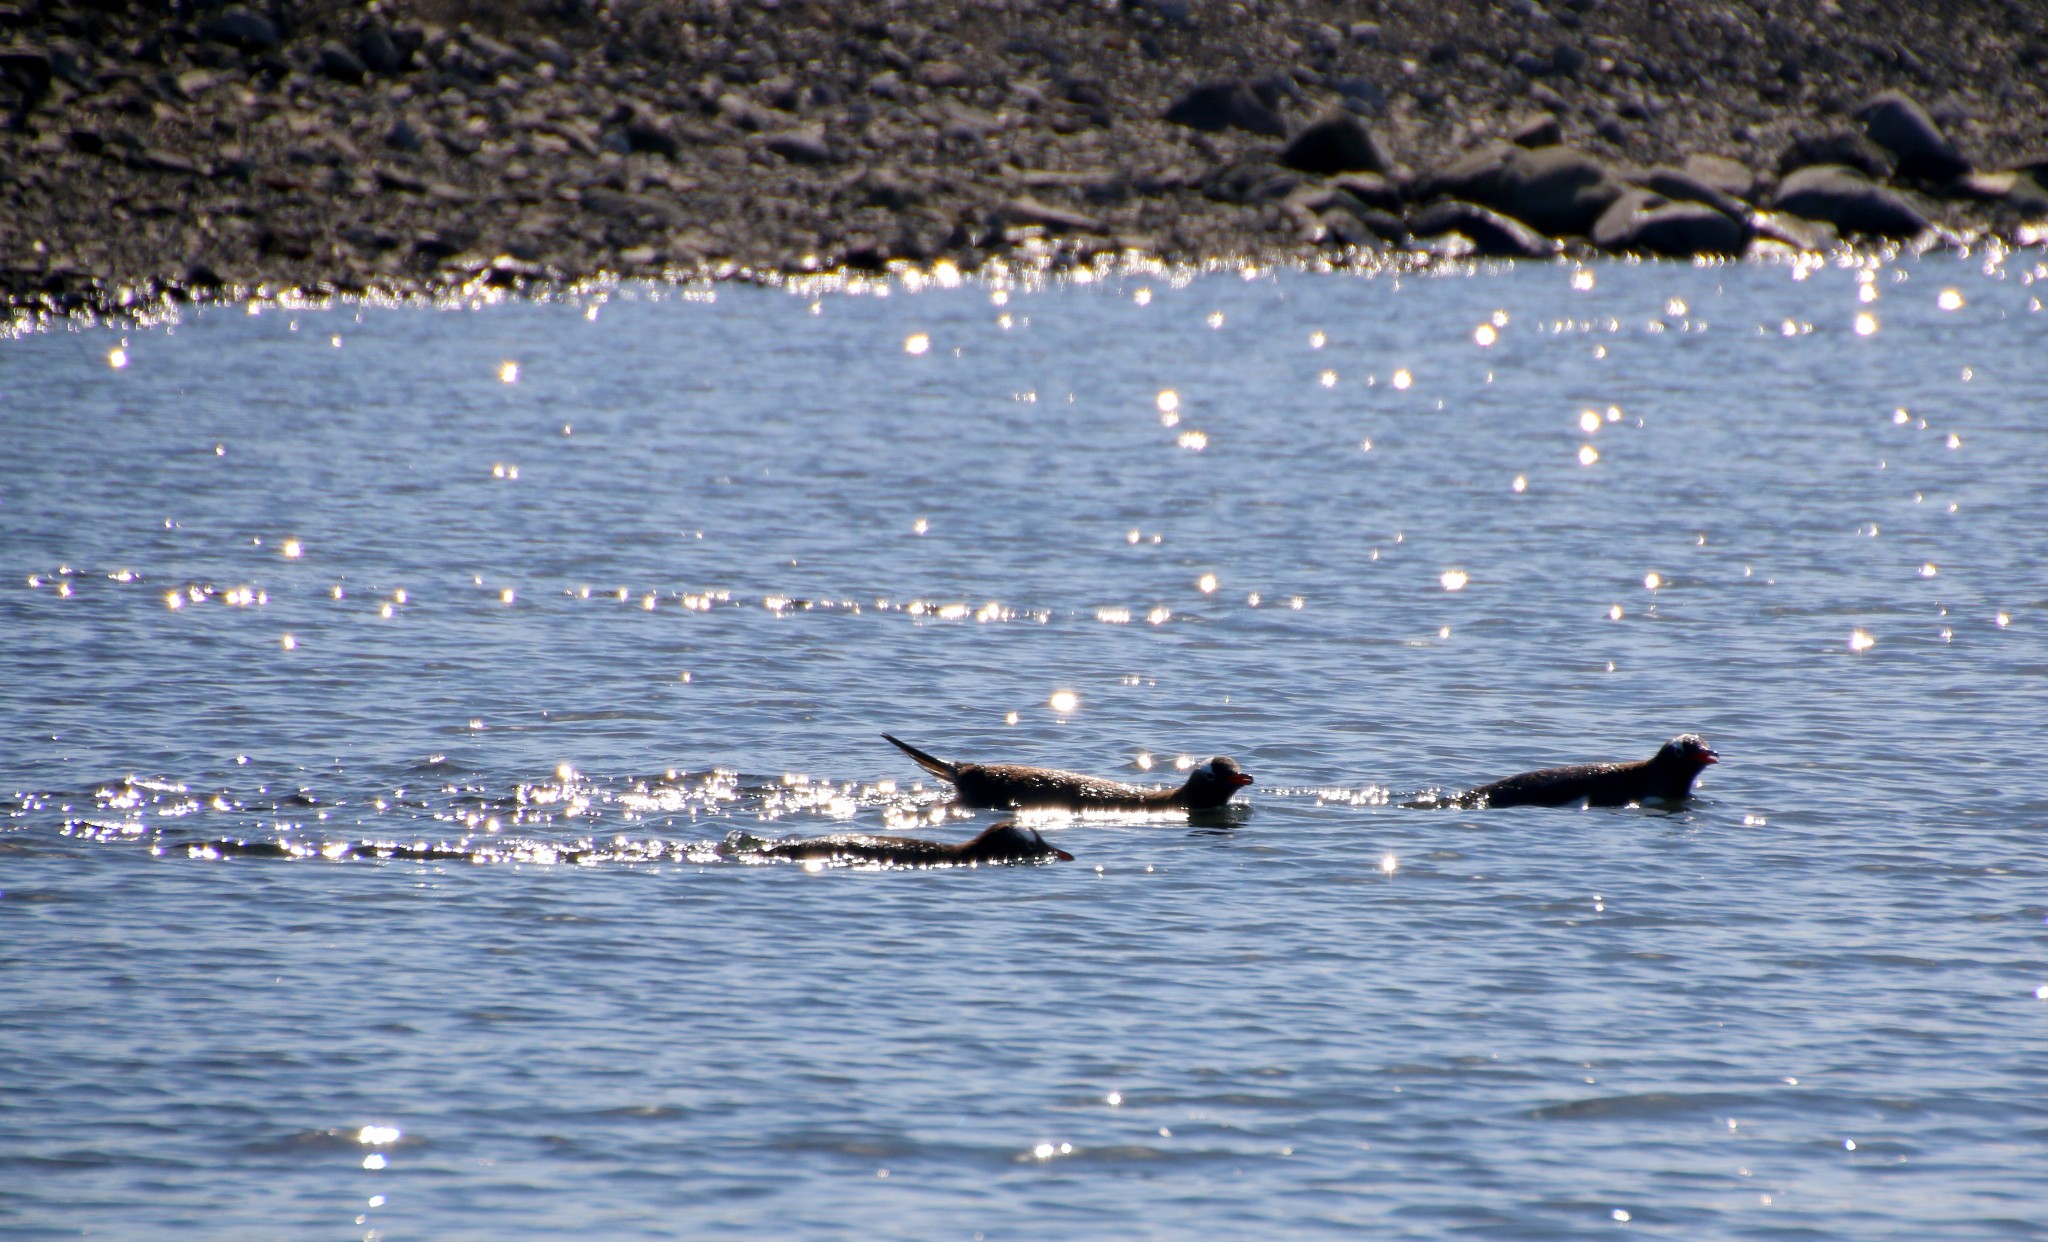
1750,210,1838,252
1593,190,1746,255
1509,112,1562,148
356,26,407,76
1494,145,1624,236
579,187,688,229
1318,207,1384,248
200,9,280,53
1203,160,1304,205
1005,196,1102,232
918,60,972,89
1639,167,1749,220
1682,153,1760,202
1947,169,2048,213
1771,165,1928,238
764,127,833,164
624,116,680,157
1330,171,1406,212
1415,140,1515,205
1164,79,1287,138
1777,130,1893,180
1279,111,1392,176
317,43,367,85
1858,90,1968,182
1408,200,1559,257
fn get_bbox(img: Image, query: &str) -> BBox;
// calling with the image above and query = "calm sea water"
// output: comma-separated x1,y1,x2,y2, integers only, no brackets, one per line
4,250,2047,1240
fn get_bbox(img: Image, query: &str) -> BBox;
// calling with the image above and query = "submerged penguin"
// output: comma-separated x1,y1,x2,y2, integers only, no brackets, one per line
738,821,1073,866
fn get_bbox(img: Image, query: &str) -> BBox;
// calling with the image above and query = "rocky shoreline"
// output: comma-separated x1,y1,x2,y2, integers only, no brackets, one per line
5,0,2048,320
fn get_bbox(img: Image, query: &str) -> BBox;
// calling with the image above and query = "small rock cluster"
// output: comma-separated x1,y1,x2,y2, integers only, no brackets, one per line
1216,86,2048,258
3,0,2046,318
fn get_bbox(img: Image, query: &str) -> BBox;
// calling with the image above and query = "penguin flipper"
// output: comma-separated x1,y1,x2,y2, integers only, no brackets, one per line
881,734,959,781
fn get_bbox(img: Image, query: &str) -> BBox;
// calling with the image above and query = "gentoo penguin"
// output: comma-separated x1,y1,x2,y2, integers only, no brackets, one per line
1468,734,1720,808
741,820,1074,866
881,734,1253,811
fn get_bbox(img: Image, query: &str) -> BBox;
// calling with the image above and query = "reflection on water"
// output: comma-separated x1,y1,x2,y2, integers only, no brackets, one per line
4,249,2047,1238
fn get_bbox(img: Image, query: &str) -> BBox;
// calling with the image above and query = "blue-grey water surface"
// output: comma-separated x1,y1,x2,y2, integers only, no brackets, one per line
4,252,2047,1239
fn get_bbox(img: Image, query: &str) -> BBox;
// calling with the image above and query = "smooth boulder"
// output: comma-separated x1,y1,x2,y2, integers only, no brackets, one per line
1165,80,1287,138
1858,91,1969,182
1414,140,1514,206
1279,111,1392,176
1639,167,1750,222
1592,190,1745,256
1682,153,1761,203
1408,200,1558,258
1771,165,1928,239
1493,146,1625,237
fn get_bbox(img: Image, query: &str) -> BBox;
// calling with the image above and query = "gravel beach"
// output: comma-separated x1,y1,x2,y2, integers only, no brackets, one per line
5,0,2047,317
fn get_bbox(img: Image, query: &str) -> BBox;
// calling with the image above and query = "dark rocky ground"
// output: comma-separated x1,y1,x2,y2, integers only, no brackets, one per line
5,0,2048,319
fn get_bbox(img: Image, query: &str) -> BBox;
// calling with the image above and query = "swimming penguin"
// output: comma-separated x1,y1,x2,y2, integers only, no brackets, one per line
1467,734,1720,808
882,733,1253,811
739,820,1074,866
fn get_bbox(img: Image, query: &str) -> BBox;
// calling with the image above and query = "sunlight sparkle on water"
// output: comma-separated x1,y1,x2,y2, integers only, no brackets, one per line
1440,569,1468,592
1854,312,1879,336
1644,572,1662,590
1571,269,1595,291
1379,854,1398,875
1512,475,1527,493
904,333,930,355
1473,323,1497,346
281,539,302,559
1578,445,1600,466
1197,574,1218,594
108,346,128,369
1849,629,1876,653
1579,410,1603,434
1938,288,1965,311
1177,431,1208,451
1048,690,1079,714
1391,369,1413,390
498,361,519,383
